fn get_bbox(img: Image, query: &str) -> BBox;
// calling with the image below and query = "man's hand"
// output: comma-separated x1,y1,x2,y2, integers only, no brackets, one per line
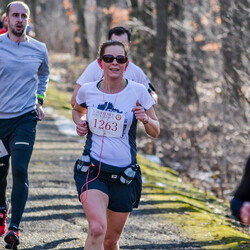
240,201,250,225
36,103,45,121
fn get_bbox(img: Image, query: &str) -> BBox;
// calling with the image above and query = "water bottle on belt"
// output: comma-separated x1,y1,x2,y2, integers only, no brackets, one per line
77,154,91,172
120,163,139,185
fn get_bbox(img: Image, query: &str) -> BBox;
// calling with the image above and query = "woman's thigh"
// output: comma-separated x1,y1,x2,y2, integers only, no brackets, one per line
81,189,109,225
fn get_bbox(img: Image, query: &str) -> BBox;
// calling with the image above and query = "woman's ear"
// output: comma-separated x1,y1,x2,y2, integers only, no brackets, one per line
97,58,102,69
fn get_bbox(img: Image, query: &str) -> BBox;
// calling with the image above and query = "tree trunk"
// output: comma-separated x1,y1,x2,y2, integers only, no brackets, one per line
170,0,198,104
74,0,89,58
129,1,155,78
151,0,169,80
220,0,246,105
94,0,113,57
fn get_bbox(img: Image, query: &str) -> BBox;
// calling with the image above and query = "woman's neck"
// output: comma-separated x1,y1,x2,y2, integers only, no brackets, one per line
101,77,125,94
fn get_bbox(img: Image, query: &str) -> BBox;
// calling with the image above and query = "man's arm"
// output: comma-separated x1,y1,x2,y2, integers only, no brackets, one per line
127,62,158,103
37,46,50,121
71,84,81,108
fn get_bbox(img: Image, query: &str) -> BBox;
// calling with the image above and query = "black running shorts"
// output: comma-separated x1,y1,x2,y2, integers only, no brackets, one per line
74,160,142,213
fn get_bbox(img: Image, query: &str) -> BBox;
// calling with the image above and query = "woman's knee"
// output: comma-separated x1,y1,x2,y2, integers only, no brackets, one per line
104,229,122,249
104,236,119,249
89,220,106,239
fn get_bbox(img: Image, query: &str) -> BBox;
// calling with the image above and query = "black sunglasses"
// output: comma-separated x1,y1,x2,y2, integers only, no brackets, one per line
102,54,128,64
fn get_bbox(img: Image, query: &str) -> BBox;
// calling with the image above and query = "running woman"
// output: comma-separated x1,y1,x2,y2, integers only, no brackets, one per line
72,40,160,249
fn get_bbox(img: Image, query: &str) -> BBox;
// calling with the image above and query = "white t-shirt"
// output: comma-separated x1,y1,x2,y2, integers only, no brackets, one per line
76,79,155,167
76,59,150,91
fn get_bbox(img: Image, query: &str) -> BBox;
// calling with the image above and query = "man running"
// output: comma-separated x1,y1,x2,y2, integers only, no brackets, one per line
0,1,49,249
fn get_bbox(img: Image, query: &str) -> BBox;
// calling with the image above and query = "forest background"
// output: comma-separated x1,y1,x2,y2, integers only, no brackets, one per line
0,0,249,201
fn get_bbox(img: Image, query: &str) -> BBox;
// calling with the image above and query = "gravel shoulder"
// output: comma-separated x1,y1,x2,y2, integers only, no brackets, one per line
2,115,201,249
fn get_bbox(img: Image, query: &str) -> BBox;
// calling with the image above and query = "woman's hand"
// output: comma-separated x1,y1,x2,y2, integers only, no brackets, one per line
132,100,160,138
76,120,89,136
132,100,148,124
72,103,88,136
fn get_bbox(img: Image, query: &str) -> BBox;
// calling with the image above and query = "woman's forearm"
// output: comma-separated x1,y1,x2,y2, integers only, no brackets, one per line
143,116,160,138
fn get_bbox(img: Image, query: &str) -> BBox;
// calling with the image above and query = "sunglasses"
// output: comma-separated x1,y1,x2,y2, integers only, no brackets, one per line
102,54,128,64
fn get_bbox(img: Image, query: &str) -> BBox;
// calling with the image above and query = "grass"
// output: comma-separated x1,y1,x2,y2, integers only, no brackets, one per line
44,81,73,119
137,154,250,249
45,80,250,250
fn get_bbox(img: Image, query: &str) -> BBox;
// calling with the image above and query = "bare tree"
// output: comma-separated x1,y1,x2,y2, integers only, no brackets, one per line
219,0,246,106
94,0,113,56
151,0,169,95
129,0,155,71
169,0,198,104
73,0,89,58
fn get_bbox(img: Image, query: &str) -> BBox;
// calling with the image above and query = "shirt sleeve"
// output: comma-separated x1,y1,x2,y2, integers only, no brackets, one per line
138,69,150,91
132,63,150,91
76,85,86,106
131,81,155,110
230,197,243,222
76,60,103,86
141,88,155,110
37,45,50,98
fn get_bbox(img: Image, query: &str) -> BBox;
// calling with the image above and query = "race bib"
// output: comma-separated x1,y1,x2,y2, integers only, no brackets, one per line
0,140,8,158
88,109,125,138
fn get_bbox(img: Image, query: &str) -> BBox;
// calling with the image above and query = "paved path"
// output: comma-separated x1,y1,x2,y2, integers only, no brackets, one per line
2,115,201,249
